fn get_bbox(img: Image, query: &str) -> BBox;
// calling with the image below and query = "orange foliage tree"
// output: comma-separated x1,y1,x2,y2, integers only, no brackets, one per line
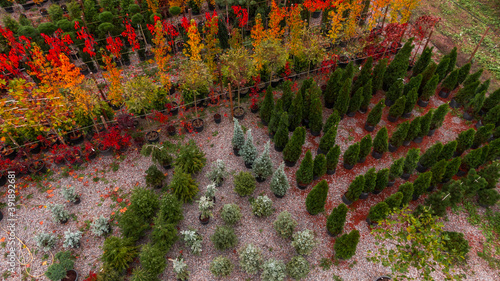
148,16,172,90
184,19,204,61
101,50,124,106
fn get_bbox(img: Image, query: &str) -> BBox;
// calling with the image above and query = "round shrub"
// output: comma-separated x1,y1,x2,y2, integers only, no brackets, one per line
56,19,73,32
174,139,206,174
102,236,138,271
129,187,159,221
128,3,141,14
292,229,318,256
286,256,310,280
131,13,144,26
221,203,242,225
119,209,149,241
210,256,234,277
261,258,286,281
442,231,470,263
234,171,256,196
478,189,500,207
48,4,63,22
169,6,182,16
368,202,390,222
239,244,263,274
384,192,403,209
251,195,274,217
99,11,114,23
18,26,38,38
273,211,297,239
98,22,115,33
169,166,199,203
211,226,238,250
38,22,58,35
151,218,178,252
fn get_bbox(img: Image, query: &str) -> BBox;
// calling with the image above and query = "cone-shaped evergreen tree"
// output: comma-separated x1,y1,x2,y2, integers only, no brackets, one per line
296,150,313,186
419,142,443,168
463,68,483,87
363,167,377,193
430,159,448,186
366,99,385,126
418,62,437,93
413,171,432,198
456,128,475,155
487,139,500,162
383,38,414,90
281,80,294,112
419,110,433,138
326,145,341,173
420,74,439,101
442,157,461,183
300,78,314,96
403,148,421,175
390,121,410,148
353,56,373,94
323,110,341,135
313,154,327,179
288,91,304,131
386,79,404,103
218,17,230,49
388,96,406,119
465,91,486,116
232,118,245,150
360,79,373,112
455,81,480,105
446,47,458,75
342,62,355,82
309,97,323,133
268,100,283,136
318,124,338,154
412,47,433,77
344,142,360,166
441,69,458,92
270,162,290,197
476,79,490,94
274,112,290,150
385,192,403,209
477,162,500,189
389,157,405,181
242,129,258,165
435,56,450,82
438,140,457,161
430,104,449,131
403,74,422,97
482,88,500,113
473,124,494,148
372,58,388,94
334,230,360,260
403,87,418,115
335,78,351,116
253,141,273,180
374,168,389,192
345,175,365,202
326,203,348,236
283,126,306,163
348,87,364,115
398,182,414,207
324,68,344,107
358,134,373,162
456,62,471,86
260,86,275,124
405,117,421,142
373,127,388,155
483,104,500,125
303,83,321,121
305,180,329,215
368,202,390,222
463,146,485,170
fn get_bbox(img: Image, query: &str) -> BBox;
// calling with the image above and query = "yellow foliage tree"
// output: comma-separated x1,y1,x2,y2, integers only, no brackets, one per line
184,19,204,61
390,0,421,23
150,19,172,90
102,51,124,106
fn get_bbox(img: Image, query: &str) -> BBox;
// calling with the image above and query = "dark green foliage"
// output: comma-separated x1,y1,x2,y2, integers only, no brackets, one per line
361,79,373,111
45,251,75,281
386,79,404,102
358,134,373,161
463,68,483,87
2,16,19,34
420,74,439,101
372,58,388,94
286,256,310,280
326,203,348,236
385,192,403,209
435,56,450,81
364,168,377,193
403,148,421,174
439,141,457,161
174,140,207,174
373,127,388,154
462,169,488,198
446,47,458,75
390,121,410,147
430,159,448,186
300,78,314,96
389,96,406,118
430,104,449,130
335,78,351,116
119,210,149,241
211,226,238,250
260,86,275,124
490,138,500,161
38,22,58,35
413,171,432,198
48,4,64,22
399,182,414,206
306,180,329,215
323,110,341,135
334,230,360,260
441,69,459,91
404,87,418,115
234,171,256,197
218,17,229,49
145,165,165,187
152,219,178,252
342,62,355,82
442,231,470,263
456,128,475,155
478,189,500,207
374,168,389,192
353,57,373,94
283,127,306,163
131,13,144,25
473,124,494,148
383,38,414,89
483,104,500,125
296,150,313,185
442,180,465,207
274,112,290,149
158,194,183,225
483,88,500,113
463,147,484,170
140,244,167,276
289,91,304,131
302,81,319,121
319,124,338,153
18,26,38,38
326,145,341,172
170,167,199,203
313,154,327,178
419,110,433,138
418,62,437,94
466,91,486,115
403,74,423,97
389,157,405,181
268,100,283,136
368,202,390,222
478,162,500,189
281,81,294,112
129,187,159,221
442,157,461,183
56,19,73,32
309,97,323,133
456,62,471,86
366,99,385,127
412,47,433,77
455,81,480,105
102,237,138,271
345,175,365,202
425,191,450,217
343,142,360,166
419,142,443,168
348,87,364,114
324,68,344,106
128,4,141,14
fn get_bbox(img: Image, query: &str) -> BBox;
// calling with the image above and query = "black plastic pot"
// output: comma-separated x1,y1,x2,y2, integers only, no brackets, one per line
388,143,398,152
28,161,47,175
274,193,284,198
325,101,334,109
373,276,392,281
417,99,429,108
167,102,179,115
412,194,420,201
302,118,310,128
416,162,428,173
341,194,353,205
311,130,321,137
1,146,17,160
274,144,284,152
271,79,281,88
256,176,266,182
463,111,474,121
358,157,366,164
427,185,435,192
359,192,369,199
414,136,423,144
385,99,394,107
250,105,259,113
233,106,245,120
192,118,204,133
167,125,176,136
402,111,412,119
0,211,3,222
402,140,411,147
233,147,240,156
365,122,375,132
244,162,253,169
327,168,336,175
372,189,382,195
372,151,383,159
74,196,81,205
343,162,354,170
387,115,399,123
146,131,160,143
297,182,308,190
311,10,321,18
449,99,460,108
456,169,467,177
346,111,356,117
199,215,210,225
285,160,296,167
401,173,411,180
98,145,112,157
427,129,436,136
439,90,450,99
475,120,483,129
317,148,326,155
214,114,221,124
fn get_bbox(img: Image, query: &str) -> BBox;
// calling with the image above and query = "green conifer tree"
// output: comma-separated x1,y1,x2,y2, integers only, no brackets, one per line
441,157,461,183
405,117,421,143
420,74,439,102
438,140,457,161
434,56,450,82
456,62,471,86
386,79,404,104
335,78,351,117
274,112,290,150
455,128,475,156
455,81,480,106
296,150,313,186
446,47,457,75
283,127,306,164
418,62,437,93
241,129,258,166
430,159,448,187
253,141,274,180
326,203,348,236
389,157,405,182
326,145,341,174
281,80,294,112
388,96,406,120
412,171,432,198
348,87,364,115
412,47,433,77
324,68,344,107
398,182,414,207
403,74,422,97
305,180,329,215
323,110,341,135
360,79,373,112
374,168,389,192
318,124,338,154
383,38,414,90
358,134,373,162
389,121,410,148
343,142,360,167
309,97,323,133
288,91,304,131
373,127,388,155
403,148,421,176
313,154,327,179
430,104,449,131
372,58,388,94
363,167,377,193
404,88,418,116
345,175,365,202
419,142,443,169
260,86,275,124
366,99,385,127
352,56,373,94
232,118,245,152
441,69,458,92
418,110,433,138
270,162,290,197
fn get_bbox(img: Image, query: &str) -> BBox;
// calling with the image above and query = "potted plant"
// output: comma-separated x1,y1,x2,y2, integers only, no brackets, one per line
252,141,273,182
343,142,360,170
206,159,227,187
198,196,214,225
389,121,409,152
45,251,78,281
28,160,48,175
305,180,329,215
64,147,84,166
47,203,70,224
141,143,173,169
63,229,82,249
270,163,290,198
439,69,458,98
146,130,160,143
283,127,306,167
387,96,406,122
145,165,166,189
365,99,385,132
326,203,348,237
232,118,245,156
0,143,17,160
81,142,97,160
205,183,217,203
296,150,313,189
342,175,365,205
61,186,80,204
367,202,390,225
241,129,258,168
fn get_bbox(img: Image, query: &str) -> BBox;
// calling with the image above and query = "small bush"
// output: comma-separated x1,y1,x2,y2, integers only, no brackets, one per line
253,141,274,179
174,139,206,174
343,142,360,166
358,134,373,161
151,218,178,252
284,126,307,162
172,257,189,280
373,127,388,154
129,187,159,220
239,244,263,274
305,180,329,215
443,231,470,263
91,216,110,236
61,186,78,202
313,154,327,178
47,204,70,223
234,171,256,196
241,129,258,165
364,167,377,193
334,230,360,260
366,99,385,126
252,195,274,217
181,229,203,255
405,117,421,142
389,157,405,181
119,209,149,241
206,159,227,186
157,193,183,224
398,182,414,206
478,189,500,207
232,118,245,150
221,203,242,225
211,226,238,250
45,251,75,281
34,233,57,252
170,166,199,203
368,202,390,222
384,192,403,209
296,150,314,185
326,145,341,172
326,204,348,236
145,164,165,187
270,162,290,197
419,142,443,168
292,229,318,256
273,211,298,238
374,168,389,192
287,256,310,280
210,256,234,277
140,243,166,276
439,141,457,161
403,148,421,175
102,237,138,271
345,175,365,202
261,258,286,281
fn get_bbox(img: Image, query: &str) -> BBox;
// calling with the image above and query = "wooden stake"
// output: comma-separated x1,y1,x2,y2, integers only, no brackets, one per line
468,27,490,64
422,29,433,54
228,83,234,119
381,6,389,30
6,133,18,147
100,115,108,131
90,72,107,102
